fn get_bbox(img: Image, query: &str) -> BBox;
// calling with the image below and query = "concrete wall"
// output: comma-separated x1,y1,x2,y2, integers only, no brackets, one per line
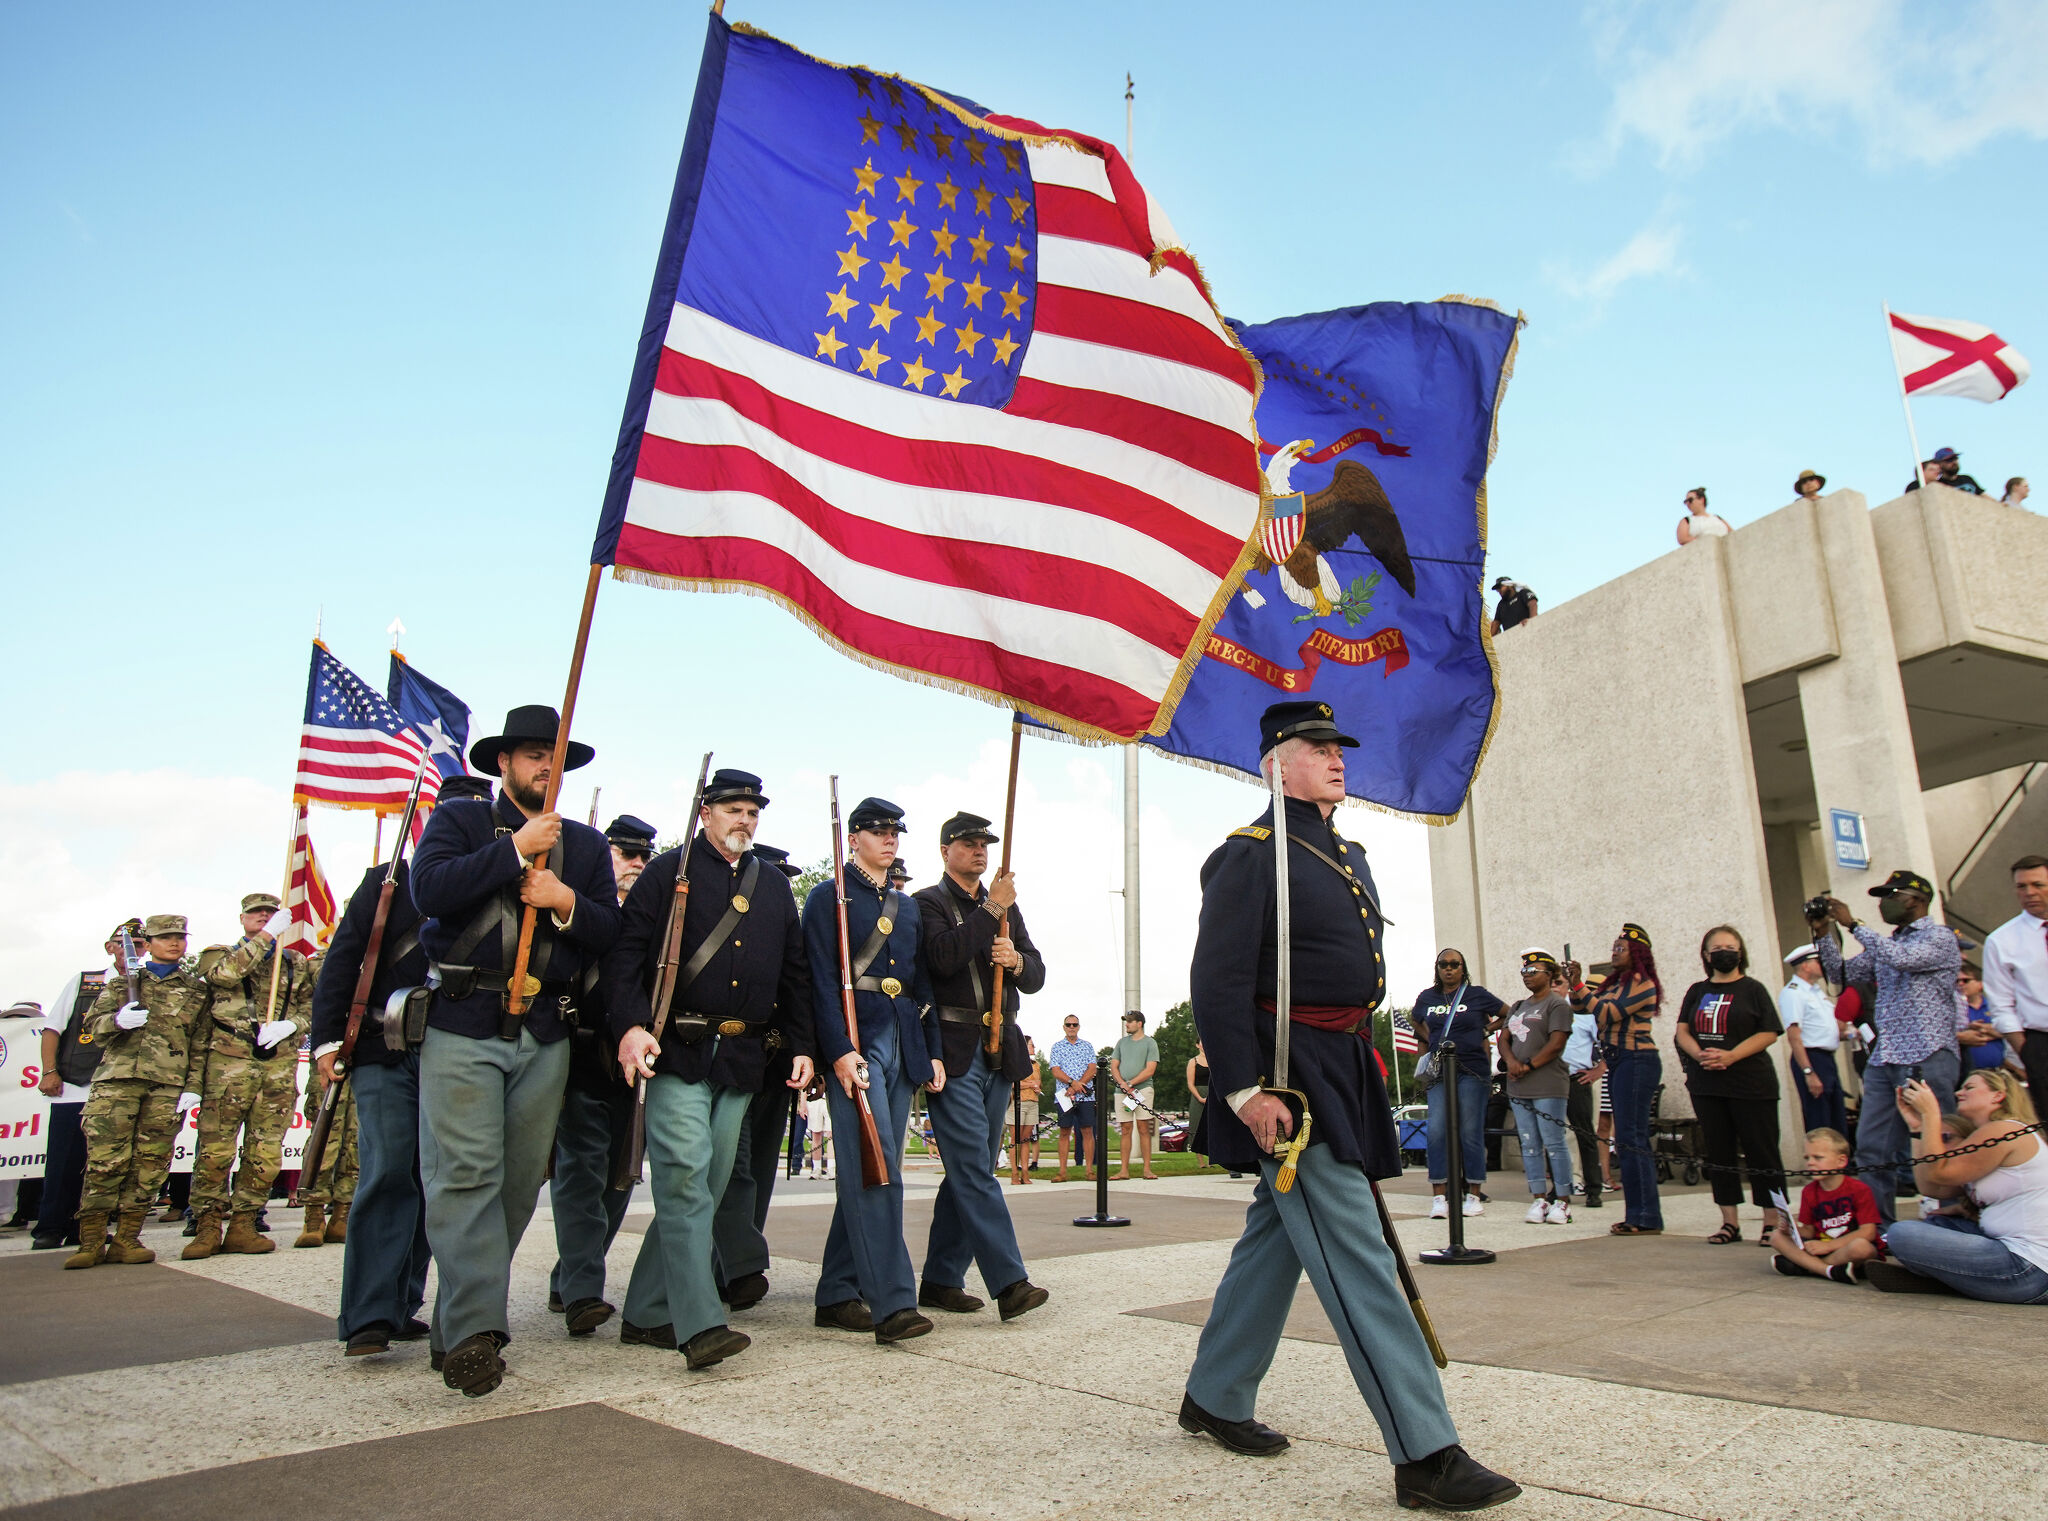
1873,486,2048,663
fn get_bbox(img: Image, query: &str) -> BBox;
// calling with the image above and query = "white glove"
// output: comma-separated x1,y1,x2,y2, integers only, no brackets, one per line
256,1020,297,1050
114,1003,149,1031
177,1091,202,1114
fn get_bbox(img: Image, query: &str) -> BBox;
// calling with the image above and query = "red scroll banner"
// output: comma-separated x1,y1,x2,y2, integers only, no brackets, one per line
1206,626,1410,690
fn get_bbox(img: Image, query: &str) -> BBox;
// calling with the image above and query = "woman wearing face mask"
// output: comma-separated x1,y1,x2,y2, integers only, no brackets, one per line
1573,925,1665,1234
1676,926,1785,1245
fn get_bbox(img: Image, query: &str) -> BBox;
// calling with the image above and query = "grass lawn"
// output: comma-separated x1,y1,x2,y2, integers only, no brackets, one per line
903,1131,1231,1180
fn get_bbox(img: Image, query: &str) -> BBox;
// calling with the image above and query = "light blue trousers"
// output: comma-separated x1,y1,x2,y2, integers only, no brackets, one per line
923,1047,1027,1297
1186,1144,1459,1465
418,1026,568,1353
622,1074,750,1343
713,1083,794,1284
817,1018,917,1319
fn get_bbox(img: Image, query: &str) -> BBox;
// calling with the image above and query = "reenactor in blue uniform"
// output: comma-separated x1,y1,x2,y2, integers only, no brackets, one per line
609,770,814,1369
913,811,1048,1321
711,841,807,1311
803,797,940,1344
409,707,621,1397
544,812,658,1338
1180,702,1519,1513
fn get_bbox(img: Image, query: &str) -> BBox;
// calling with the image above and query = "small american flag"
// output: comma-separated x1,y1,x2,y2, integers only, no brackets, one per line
295,641,445,815
280,804,336,958
591,19,1262,741
1391,1010,1422,1055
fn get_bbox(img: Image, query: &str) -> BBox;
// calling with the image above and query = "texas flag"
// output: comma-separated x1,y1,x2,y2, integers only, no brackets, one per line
1888,309,2031,402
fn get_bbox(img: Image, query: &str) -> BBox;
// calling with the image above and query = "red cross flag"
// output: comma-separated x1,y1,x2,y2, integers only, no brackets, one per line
1888,310,2031,402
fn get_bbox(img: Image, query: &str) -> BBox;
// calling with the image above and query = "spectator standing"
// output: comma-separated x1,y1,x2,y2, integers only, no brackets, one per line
1499,951,1576,1224
1779,944,1846,1134
805,1089,831,1178
1186,1037,1209,1167
1813,869,1963,1223
2001,477,2030,508
1575,925,1665,1235
1877,1070,2048,1302
1983,856,2048,1103
32,922,136,1250
1676,488,1730,545
1933,446,1985,494
1410,948,1503,1219
1012,1036,1040,1181
1047,1017,1097,1181
1489,578,1538,635
1793,469,1826,501
1112,1010,1160,1180
1766,1128,1880,1283
1676,926,1786,1245
1906,459,1943,492
1956,963,2011,1075
1562,975,1607,1208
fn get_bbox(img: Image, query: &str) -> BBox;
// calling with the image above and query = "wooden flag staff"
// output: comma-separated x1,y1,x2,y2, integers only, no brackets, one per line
984,723,1023,1056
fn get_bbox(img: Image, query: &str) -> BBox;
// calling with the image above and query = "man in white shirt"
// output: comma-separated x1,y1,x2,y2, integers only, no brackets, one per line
1983,855,2048,1105
1778,944,1845,1134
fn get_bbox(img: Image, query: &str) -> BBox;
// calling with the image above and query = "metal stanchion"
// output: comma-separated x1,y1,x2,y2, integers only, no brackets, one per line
1420,1039,1493,1266
1073,1062,1129,1227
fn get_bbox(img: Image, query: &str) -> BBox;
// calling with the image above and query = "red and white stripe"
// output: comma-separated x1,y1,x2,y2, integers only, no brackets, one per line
1393,1017,1422,1056
614,136,1260,739
1889,309,2031,403
280,805,336,959
296,725,443,813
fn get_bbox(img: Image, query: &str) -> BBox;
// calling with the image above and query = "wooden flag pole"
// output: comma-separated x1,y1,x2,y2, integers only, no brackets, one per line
984,723,1023,1056
261,799,303,1024
505,564,605,1020
1883,303,1928,495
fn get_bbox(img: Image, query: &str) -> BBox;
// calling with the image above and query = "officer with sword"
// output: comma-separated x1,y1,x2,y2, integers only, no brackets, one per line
1179,701,1520,1513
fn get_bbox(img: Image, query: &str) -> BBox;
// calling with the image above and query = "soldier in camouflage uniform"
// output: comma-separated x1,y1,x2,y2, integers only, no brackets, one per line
295,953,357,1248
69,913,210,1269
182,892,313,1259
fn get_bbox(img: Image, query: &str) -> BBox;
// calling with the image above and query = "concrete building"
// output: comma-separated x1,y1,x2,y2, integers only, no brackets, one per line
1431,483,2048,1161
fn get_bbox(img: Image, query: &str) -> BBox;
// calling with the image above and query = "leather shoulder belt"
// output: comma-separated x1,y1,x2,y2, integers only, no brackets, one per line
1292,836,1394,926
851,889,906,996
676,856,761,995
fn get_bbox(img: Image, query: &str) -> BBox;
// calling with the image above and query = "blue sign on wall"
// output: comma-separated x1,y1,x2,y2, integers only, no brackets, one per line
1829,808,1869,870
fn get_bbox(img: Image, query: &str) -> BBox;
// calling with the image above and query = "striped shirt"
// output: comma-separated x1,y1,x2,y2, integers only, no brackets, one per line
1582,976,1660,1053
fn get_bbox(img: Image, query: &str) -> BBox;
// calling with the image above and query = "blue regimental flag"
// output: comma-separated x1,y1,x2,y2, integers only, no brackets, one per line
387,652,471,784
1142,299,1521,819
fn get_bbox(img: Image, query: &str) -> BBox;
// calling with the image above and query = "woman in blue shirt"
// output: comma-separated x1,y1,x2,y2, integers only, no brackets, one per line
1408,949,1504,1219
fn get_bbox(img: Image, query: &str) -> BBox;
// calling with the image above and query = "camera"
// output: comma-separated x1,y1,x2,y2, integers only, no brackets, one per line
1803,895,1832,921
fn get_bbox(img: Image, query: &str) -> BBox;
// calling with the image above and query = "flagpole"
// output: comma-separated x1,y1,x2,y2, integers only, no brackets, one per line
260,797,303,1026
505,564,605,1020
372,814,384,867
1883,303,1927,495
1119,71,1143,1028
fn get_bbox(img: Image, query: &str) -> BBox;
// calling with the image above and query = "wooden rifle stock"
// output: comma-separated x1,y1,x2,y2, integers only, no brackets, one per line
304,756,431,1185
830,778,889,1189
615,751,713,1191
984,724,1022,1057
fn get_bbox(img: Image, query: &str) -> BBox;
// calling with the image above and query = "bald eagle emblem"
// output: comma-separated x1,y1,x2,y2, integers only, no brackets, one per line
1247,439,1416,620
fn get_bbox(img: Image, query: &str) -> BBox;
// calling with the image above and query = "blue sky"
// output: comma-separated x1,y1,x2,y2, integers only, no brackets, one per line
4,1,2042,1033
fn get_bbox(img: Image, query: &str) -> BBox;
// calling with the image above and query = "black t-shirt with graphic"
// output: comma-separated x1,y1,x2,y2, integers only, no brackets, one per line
1677,976,1782,1101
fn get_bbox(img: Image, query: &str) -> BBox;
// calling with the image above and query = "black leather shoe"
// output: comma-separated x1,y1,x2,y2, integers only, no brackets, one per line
1394,1445,1521,1511
345,1322,396,1357
30,1236,64,1251
724,1272,770,1310
620,1319,678,1349
996,1279,1049,1321
441,1333,506,1398
396,1317,431,1341
547,1291,564,1314
564,1297,616,1336
430,1348,444,1373
683,1325,751,1369
918,1281,985,1313
1177,1393,1289,1456
874,1308,934,1344
814,1299,873,1332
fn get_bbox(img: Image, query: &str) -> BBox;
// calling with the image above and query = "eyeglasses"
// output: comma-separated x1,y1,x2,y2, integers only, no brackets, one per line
615,846,651,862
1063,1021,1079,1028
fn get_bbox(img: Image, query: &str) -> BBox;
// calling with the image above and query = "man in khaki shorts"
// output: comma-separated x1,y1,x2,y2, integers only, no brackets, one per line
1112,1010,1160,1181
1012,1036,1041,1181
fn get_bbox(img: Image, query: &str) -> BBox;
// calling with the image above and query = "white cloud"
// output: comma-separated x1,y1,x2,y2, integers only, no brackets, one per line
1589,0,2048,168
1547,212,1688,304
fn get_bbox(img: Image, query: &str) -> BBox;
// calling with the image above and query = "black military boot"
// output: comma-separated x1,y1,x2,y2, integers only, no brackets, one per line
917,1280,984,1313
1393,1445,1522,1511
440,1333,506,1398
683,1325,750,1370
1177,1393,1289,1456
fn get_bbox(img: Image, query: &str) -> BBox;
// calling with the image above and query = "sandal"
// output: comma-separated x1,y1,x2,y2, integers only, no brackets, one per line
1609,1223,1661,1236
1759,1224,1777,1247
1705,1223,1741,1244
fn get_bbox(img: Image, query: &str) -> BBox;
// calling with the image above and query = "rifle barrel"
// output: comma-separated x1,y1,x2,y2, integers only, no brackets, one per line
830,778,889,1189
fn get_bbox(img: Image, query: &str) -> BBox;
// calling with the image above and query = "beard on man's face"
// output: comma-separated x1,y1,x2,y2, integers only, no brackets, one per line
505,771,547,811
721,829,752,855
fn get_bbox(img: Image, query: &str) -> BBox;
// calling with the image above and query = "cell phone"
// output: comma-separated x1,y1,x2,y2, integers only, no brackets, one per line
1909,1063,1924,1082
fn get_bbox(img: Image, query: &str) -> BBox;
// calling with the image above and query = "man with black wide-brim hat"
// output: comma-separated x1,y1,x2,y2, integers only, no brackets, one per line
409,705,621,1397
1179,701,1520,1512
606,768,816,1370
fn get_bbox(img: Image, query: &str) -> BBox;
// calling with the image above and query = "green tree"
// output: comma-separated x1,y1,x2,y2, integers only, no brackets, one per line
792,856,833,901
1152,999,1195,1111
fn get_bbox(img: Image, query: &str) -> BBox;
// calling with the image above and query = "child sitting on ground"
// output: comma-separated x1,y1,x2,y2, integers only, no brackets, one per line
1768,1128,1882,1283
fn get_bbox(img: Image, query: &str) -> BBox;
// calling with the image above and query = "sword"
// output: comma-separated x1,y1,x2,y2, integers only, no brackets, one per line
1371,1178,1449,1369
1263,750,1312,1191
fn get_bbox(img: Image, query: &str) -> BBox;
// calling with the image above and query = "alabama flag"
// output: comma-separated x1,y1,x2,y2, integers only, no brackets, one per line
1888,309,2031,402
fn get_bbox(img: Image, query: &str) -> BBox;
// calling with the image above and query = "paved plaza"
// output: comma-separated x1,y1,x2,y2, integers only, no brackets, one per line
5,1162,2045,1520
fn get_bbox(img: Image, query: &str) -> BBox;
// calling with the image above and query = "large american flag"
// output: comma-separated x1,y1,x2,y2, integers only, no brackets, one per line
590,20,1262,741
280,804,336,958
295,642,447,814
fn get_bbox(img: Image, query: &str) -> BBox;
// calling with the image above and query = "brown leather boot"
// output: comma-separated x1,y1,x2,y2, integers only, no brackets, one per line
106,1208,157,1264
181,1208,225,1260
64,1211,111,1270
294,1205,326,1248
222,1210,276,1254
323,1202,349,1243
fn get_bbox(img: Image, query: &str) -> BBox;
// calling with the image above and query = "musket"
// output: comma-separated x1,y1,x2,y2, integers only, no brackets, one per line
613,752,713,1190
984,723,1023,1057
830,777,890,1189
587,786,601,828
302,754,430,1183
115,928,142,1010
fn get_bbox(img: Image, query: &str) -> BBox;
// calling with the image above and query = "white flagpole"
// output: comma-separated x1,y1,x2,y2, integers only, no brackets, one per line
1883,303,1927,494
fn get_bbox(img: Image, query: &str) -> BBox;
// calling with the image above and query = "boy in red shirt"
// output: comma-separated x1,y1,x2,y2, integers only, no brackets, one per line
1767,1128,1882,1283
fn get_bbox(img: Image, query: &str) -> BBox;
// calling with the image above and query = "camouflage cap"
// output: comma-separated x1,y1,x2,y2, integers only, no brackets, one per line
142,913,189,938
240,892,282,914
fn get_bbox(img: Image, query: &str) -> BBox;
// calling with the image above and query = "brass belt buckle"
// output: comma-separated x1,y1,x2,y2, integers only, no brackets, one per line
981,1012,992,1026
518,974,541,999
880,976,903,997
717,1019,747,1037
